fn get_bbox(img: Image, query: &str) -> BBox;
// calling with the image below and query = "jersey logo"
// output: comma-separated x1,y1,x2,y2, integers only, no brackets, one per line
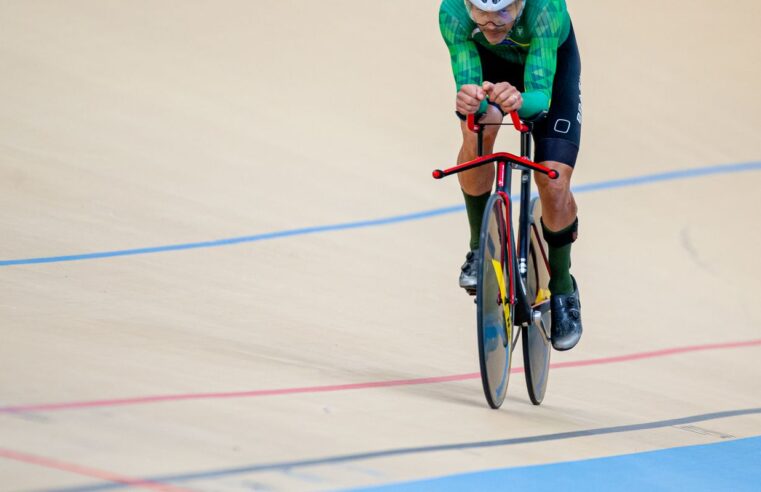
502,38,527,47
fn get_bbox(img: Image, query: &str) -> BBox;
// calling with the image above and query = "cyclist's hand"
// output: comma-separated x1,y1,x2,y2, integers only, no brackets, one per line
456,84,486,115
483,81,523,114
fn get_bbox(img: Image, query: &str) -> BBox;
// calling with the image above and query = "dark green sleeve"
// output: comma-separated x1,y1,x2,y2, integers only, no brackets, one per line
520,0,567,117
439,1,489,113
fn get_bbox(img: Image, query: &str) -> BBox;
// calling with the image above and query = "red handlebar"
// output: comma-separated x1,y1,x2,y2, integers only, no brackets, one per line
466,113,480,133
432,152,559,181
509,112,530,133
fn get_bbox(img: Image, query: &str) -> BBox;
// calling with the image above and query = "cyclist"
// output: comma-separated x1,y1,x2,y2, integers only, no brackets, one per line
439,0,582,350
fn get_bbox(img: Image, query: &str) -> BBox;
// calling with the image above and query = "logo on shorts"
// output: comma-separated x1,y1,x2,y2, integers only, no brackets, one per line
577,78,583,125
554,119,571,134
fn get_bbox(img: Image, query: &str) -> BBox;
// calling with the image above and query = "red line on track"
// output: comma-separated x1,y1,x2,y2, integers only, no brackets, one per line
0,448,193,492
545,339,761,369
2,339,760,415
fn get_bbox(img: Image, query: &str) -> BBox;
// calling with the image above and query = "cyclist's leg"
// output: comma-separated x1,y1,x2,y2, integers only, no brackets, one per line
456,105,503,292
530,22,583,350
536,166,582,352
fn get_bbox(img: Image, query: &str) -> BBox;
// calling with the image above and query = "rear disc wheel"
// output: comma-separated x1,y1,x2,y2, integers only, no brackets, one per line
522,197,552,405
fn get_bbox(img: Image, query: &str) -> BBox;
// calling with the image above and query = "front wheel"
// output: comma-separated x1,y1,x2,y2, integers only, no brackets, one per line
522,197,552,405
477,193,515,409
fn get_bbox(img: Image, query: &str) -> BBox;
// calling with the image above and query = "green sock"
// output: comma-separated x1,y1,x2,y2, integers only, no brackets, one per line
542,221,575,295
462,190,491,251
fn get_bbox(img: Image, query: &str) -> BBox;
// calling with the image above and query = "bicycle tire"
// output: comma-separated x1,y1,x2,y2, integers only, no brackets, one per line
522,197,552,405
476,193,515,409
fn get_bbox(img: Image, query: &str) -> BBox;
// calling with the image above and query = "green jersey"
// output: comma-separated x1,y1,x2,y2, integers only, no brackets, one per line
439,0,571,117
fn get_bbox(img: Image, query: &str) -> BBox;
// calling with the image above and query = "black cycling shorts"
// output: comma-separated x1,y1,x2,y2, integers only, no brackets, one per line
476,23,582,167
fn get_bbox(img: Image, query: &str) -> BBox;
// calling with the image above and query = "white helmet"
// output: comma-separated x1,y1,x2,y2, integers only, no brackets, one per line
467,0,518,12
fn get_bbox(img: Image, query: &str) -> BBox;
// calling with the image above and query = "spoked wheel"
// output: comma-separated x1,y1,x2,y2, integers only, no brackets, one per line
521,197,552,405
476,193,515,409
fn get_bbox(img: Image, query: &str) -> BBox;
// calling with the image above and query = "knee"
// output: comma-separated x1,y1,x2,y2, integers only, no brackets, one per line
481,129,498,148
535,163,572,198
537,175,569,197
480,105,503,146
461,130,498,158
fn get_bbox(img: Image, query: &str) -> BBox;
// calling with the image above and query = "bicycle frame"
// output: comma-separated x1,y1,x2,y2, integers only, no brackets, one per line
432,112,558,327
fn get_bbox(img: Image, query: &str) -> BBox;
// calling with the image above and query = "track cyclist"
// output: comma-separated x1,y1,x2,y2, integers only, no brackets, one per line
439,0,583,350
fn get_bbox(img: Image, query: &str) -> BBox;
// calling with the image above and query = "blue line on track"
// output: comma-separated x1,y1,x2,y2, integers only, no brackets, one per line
348,435,761,492
47,407,761,491
0,205,464,267
2,161,759,267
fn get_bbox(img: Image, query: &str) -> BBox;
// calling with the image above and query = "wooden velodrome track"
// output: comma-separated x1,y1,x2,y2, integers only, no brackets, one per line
2,1,760,490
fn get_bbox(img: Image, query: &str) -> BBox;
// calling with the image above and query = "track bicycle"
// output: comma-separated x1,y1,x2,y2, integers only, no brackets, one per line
433,111,557,408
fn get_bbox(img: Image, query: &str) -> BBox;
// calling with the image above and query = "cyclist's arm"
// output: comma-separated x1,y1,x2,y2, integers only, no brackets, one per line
439,3,489,114
520,3,566,118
